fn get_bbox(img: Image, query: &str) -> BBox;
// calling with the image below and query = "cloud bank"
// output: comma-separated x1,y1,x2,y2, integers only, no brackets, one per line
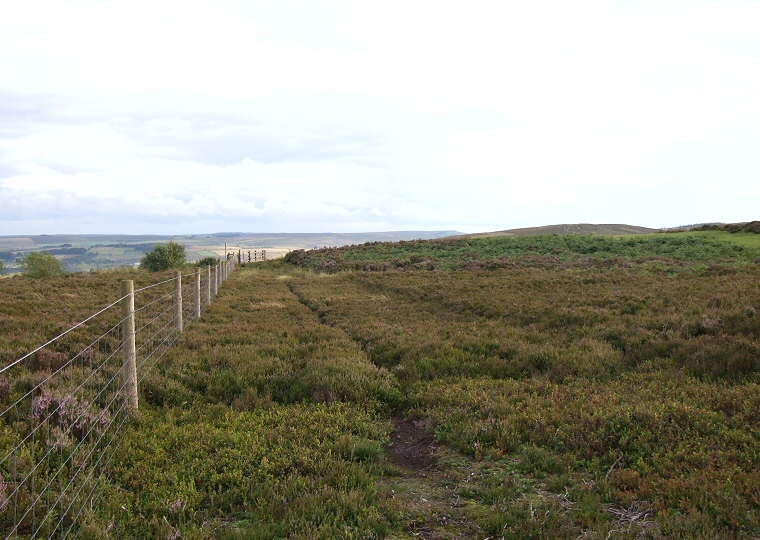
1,1,759,234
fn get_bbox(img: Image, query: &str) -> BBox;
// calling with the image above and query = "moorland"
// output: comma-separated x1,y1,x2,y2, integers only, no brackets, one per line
1,225,759,538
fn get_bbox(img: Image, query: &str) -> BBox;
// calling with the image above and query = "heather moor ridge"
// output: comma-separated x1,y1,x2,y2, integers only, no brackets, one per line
1,225,759,538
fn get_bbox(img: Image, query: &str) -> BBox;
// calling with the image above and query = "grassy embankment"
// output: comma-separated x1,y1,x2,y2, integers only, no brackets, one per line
1,229,759,538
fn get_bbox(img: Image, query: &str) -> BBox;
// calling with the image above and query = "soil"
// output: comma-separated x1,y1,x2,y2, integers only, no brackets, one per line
386,416,438,474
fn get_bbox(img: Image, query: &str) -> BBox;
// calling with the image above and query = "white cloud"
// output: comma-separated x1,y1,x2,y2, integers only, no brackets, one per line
1,0,759,234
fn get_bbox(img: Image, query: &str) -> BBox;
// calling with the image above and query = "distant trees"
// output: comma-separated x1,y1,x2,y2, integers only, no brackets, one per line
19,252,66,278
140,241,187,271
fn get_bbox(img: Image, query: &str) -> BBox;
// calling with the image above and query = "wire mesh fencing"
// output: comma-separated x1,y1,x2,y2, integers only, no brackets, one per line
0,261,234,539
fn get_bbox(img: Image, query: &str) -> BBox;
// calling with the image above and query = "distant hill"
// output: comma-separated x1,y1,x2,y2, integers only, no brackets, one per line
462,223,658,238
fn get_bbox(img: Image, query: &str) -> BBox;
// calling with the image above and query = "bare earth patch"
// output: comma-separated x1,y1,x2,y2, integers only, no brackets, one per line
387,417,438,474
384,418,485,540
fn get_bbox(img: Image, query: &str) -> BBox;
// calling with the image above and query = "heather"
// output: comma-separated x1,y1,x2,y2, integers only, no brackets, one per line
1,230,759,538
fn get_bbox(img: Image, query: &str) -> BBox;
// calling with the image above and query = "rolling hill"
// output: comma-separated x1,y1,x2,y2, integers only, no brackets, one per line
461,223,658,238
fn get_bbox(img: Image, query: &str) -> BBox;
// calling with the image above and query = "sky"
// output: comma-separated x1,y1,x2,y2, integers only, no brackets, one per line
1,0,759,235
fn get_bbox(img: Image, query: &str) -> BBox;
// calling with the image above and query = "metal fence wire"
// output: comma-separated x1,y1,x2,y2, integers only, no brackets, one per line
0,261,234,539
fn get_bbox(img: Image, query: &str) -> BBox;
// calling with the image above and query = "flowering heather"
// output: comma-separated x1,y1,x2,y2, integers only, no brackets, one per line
32,388,111,441
0,473,9,512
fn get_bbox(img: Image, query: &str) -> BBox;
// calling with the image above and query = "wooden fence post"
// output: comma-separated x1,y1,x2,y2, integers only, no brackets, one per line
206,265,211,305
195,267,201,320
174,270,183,332
121,280,138,410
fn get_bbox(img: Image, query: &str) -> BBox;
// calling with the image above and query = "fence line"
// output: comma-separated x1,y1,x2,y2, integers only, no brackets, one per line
0,259,236,539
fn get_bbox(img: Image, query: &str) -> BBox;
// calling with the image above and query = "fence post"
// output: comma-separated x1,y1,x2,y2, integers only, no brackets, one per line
206,265,211,304
195,267,201,320
121,280,138,411
174,270,183,332
213,264,218,296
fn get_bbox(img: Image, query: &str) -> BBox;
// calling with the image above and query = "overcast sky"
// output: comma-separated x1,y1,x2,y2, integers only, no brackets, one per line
1,1,759,235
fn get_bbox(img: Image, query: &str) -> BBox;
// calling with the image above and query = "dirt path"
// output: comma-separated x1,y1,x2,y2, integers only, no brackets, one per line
383,417,487,540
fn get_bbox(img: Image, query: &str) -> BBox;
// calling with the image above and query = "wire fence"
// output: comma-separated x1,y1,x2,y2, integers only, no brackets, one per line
0,260,235,539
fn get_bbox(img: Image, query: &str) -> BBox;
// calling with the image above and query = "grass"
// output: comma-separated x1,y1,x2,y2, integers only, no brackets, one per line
1,228,760,538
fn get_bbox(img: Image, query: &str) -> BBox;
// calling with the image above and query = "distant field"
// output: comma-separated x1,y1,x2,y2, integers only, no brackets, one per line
0,231,459,274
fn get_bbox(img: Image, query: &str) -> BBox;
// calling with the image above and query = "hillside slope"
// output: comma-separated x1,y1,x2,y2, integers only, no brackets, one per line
463,223,657,238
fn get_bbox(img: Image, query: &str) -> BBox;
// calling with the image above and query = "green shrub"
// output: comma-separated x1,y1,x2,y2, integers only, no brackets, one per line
18,251,65,278
196,256,219,268
140,241,186,271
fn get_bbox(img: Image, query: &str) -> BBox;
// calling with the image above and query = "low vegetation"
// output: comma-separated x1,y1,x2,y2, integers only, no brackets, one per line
691,220,760,234
285,230,760,273
1,227,759,538
286,266,760,537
